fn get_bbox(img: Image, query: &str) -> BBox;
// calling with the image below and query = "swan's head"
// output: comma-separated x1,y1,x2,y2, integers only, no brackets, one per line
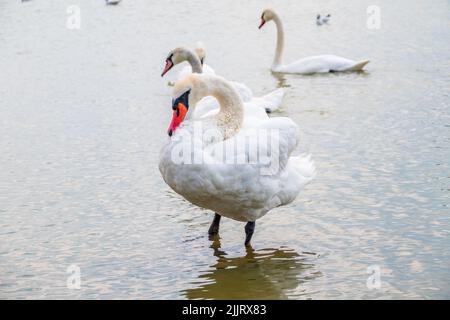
194,42,206,65
259,8,276,29
167,74,242,138
161,47,197,77
167,74,208,136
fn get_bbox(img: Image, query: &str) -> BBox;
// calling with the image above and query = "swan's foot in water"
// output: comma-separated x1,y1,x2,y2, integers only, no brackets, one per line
244,221,256,246
208,213,221,235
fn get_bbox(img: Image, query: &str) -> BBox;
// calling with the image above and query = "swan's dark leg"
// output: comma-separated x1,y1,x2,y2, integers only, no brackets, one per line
244,221,256,246
208,213,221,235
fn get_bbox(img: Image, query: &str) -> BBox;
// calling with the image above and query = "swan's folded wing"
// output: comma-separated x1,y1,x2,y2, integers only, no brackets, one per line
230,81,253,102
250,88,285,113
283,55,357,73
204,117,299,173
202,64,216,76
254,117,300,172
192,96,220,119
176,63,216,81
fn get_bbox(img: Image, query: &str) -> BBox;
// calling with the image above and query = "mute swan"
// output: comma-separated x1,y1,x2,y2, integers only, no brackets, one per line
316,14,331,25
163,43,217,82
159,74,315,246
259,9,369,74
161,46,285,113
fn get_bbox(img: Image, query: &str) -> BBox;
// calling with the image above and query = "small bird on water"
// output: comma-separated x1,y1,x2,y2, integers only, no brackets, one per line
106,0,122,5
316,14,331,26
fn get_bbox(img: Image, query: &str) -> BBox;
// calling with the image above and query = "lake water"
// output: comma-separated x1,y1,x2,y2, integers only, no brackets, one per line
0,0,449,299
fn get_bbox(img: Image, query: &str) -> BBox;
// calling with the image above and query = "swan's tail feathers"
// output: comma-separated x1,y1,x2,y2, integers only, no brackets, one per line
260,88,285,113
292,154,316,185
349,60,370,71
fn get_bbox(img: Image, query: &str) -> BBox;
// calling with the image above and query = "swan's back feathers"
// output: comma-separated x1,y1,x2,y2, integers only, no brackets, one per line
274,55,369,74
290,154,316,185
176,63,216,81
250,88,285,113
229,81,253,102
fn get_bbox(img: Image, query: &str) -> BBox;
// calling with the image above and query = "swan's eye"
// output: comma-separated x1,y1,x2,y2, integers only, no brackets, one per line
167,90,190,137
172,89,191,111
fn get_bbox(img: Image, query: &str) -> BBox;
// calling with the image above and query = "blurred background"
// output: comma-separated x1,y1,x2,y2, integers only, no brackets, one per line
0,0,449,299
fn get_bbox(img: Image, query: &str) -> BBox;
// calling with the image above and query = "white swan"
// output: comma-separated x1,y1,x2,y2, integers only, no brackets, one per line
164,43,217,82
159,74,315,246
161,46,285,113
259,9,369,74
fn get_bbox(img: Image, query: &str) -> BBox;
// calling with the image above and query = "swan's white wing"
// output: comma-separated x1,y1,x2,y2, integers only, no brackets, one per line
249,88,285,113
202,64,216,75
192,96,220,119
205,116,299,173
176,63,216,81
276,55,368,73
199,101,268,123
194,96,271,122
230,81,253,102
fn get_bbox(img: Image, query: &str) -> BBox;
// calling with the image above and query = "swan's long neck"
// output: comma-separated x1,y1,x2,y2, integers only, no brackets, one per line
185,50,203,74
272,13,284,68
198,78,244,139
215,85,244,139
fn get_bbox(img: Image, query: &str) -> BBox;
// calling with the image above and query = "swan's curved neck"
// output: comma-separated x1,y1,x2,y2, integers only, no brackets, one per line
215,87,243,138
185,51,203,74
197,78,244,139
272,13,284,68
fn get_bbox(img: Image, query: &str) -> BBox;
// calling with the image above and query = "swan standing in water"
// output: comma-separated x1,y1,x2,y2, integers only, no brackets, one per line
259,9,369,74
159,74,315,246
161,46,285,113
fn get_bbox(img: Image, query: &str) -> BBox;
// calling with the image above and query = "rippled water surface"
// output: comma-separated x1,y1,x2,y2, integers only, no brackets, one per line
1,0,449,299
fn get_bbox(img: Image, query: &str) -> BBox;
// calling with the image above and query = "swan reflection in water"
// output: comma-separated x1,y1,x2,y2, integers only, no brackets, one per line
183,238,321,300
271,71,290,90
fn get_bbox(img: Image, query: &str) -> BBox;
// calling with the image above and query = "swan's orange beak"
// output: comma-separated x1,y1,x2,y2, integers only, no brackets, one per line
168,103,187,137
258,18,266,29
161,59,174,77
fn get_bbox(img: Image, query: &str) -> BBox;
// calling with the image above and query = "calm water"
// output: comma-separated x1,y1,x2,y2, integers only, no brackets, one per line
0,0,449,299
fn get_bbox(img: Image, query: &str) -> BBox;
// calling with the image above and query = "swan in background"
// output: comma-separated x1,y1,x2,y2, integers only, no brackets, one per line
316,14,331,25
164,42,216,82
105,0,121,5
259,8,369,74
161,46,285,113
159,74,315,246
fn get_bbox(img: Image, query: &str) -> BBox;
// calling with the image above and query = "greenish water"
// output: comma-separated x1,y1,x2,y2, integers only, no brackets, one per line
0,0,449,299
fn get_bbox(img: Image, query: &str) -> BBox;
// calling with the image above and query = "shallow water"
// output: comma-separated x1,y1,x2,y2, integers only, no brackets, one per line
0,0,449,299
